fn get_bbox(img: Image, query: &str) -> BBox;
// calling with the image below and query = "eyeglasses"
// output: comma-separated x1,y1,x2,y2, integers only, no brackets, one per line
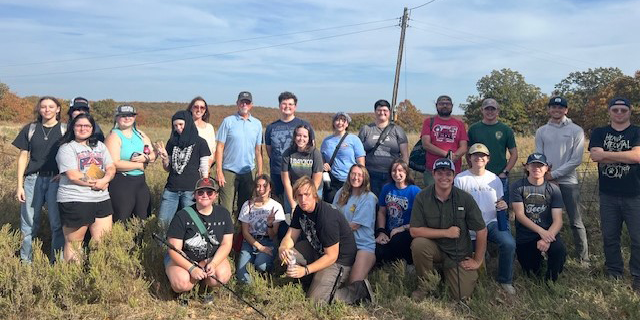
610,108,629,114
74,124,93,129
196,189,216,197
239,100,252,105
118,114,136,118
483,107,497,111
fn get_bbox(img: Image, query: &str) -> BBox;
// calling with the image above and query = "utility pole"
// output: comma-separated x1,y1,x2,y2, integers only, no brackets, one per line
391,7,409,122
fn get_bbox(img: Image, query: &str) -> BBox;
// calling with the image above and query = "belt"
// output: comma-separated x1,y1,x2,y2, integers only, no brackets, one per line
37,171,57,177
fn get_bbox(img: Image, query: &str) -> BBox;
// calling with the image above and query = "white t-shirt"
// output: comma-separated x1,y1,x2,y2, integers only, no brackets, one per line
238,198,285,236
454,169,503,224
196,122,217,156
56,140,113,203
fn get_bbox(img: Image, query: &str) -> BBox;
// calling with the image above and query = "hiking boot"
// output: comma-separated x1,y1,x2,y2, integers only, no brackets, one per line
363,279,376,304
633,277,640,294
201,293,214,305
500,283,516,295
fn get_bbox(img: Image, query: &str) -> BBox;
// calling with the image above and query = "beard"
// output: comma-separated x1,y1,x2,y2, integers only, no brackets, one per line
437,108,452,117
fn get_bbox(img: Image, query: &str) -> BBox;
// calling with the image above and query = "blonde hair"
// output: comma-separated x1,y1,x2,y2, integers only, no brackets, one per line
336,164,371,207
293,176,319,201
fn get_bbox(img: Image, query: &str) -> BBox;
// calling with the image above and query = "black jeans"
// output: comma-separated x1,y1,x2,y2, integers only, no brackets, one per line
516,236,566,281
375,229,413,265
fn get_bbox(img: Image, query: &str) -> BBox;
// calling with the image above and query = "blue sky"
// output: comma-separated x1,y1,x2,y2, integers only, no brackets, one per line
0,0,638,115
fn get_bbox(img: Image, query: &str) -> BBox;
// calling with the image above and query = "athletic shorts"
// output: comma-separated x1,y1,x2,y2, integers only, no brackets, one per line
58,199,113,228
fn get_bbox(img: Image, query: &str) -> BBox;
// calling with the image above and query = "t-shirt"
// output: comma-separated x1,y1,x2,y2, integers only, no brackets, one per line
12,122,65,175
358,123,408,173
420,117,468,173
378,183,421,231
166,204,234,262
467,121,516,174
196,122,217,157
410,185,485,268
290,201,357,266
510,179,564,244
265,117,315,175
165,137,211,191
332,189,377,252
238,198,286,236
320,134,366,182
56,140,113,203
454,170,503,224
589,125,640,196
281,146,323,184
217,114,263,174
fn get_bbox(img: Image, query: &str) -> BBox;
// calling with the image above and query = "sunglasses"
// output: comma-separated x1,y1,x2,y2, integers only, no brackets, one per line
483,107,497,111
196,189,216,197
610,108,629,114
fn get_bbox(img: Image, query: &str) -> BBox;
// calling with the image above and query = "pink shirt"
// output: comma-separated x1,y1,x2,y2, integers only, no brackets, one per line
421,116,468,173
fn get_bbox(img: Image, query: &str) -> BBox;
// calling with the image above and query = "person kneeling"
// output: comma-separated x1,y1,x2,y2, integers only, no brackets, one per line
165,178,233,293
410,158,487,300
278,176,374,304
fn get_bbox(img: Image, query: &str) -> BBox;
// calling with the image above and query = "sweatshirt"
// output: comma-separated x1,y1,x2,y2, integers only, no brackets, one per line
534,116,585,184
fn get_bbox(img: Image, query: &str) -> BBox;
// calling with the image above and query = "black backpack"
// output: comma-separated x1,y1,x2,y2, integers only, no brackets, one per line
408,117,434,172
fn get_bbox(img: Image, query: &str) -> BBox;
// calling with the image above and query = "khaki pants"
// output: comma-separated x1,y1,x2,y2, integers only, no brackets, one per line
218,169,255,219
411,237,478,299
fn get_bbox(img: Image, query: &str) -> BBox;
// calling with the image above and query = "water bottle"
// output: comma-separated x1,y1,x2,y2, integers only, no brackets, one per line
143,145,151,155
497,210,508,231
287,250,297,272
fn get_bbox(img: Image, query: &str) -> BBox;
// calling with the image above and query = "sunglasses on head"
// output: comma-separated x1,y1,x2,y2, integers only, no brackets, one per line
196,189,216,197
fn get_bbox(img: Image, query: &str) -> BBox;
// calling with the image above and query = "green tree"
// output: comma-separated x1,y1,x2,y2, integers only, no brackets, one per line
394,99,424,132
462,68,542,133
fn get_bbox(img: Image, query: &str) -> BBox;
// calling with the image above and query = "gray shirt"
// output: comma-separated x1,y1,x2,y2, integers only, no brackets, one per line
358,123,408,173
535,117,585,184
56,141,113,203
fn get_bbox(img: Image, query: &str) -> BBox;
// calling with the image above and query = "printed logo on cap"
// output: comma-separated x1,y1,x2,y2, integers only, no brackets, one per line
554,98,562,103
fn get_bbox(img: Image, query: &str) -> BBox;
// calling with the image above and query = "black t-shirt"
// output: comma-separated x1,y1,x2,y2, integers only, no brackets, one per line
165,137,211,191
589,125,640,196
12,122,64,175
290,201,356,266
166,204,234,262
510,179,564,244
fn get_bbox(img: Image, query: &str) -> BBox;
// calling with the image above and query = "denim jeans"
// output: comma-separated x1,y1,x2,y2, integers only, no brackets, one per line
236,237,276,284
559,184,589,261
157,189,194,228
500,177,510,204
599,193,640,278
20,173,64,263
487,221,516,284
369,170,390,199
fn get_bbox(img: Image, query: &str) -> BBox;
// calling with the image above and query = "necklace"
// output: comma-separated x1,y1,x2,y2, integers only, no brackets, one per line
41,125,54,141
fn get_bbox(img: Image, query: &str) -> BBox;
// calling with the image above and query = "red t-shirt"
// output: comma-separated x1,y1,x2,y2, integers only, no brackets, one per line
421,116,468,173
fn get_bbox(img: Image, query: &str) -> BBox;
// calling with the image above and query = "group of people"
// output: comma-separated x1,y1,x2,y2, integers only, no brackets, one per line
13,90,640,304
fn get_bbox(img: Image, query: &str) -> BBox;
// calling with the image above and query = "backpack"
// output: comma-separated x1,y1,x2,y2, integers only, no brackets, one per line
408,117,434,172
27,122,67,142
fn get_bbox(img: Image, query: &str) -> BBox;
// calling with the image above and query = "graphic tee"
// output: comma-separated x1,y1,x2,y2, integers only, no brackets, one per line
332,189,377,252
421,117,468,173
281,146,323,184
166,204,234,262
358,123,408,173
12,122,64,175
265,117,315,175
589,125,640,196
378,183,421,231
290,201,356,266
165,137,210,191
454,170,503,224
510,179,563,244
238,198,286,236
56,140,113,203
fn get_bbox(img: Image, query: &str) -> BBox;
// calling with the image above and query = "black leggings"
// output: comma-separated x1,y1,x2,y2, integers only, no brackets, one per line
375,229,413,265
516,236,566,281
108,173,151,222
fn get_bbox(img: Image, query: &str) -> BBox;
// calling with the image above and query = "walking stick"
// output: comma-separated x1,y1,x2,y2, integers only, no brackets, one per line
152,233,267,318
328,266,344,304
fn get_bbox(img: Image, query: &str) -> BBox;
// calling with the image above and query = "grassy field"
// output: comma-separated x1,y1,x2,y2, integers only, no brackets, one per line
0,122,638,320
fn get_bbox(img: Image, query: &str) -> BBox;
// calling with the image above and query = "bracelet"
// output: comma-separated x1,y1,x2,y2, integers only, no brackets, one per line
188,265,196,274
304,266,310,276
375,228,388,237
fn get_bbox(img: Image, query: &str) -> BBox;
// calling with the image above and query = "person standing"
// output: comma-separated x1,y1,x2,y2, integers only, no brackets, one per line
589,97,640,292
13,96,66,263
358,99,409,197
265,91,315,204
186,96,216,167
467,98,517,202
68,97,105,142
420,95,468,186
410,158,486,300
454,143,516,294
535,96,589,265
215,91,263,216
511,153,566,282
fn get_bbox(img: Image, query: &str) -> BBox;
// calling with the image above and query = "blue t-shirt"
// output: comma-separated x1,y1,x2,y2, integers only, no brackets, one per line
379,183,421,231
216,114,263,174
333,188,377,253
265,117,314,175
320,134,365,182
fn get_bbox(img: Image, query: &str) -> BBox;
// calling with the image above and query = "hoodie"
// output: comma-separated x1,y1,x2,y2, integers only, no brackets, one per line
534,116,585,184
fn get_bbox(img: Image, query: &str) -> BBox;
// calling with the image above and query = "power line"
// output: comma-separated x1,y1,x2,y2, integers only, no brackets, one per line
3,25,396,78
409,0,440,11
0,18,398,68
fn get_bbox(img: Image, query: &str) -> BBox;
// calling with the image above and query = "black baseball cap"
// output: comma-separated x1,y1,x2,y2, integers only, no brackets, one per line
548,96,568,108
70,96,90,110
433,158,455,172
526,153,548,165
609,97,631,109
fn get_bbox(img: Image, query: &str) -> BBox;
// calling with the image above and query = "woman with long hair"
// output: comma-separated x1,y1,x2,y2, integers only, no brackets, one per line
156,110,211,228
12,96,65,262
375,159,421,265
333,164,377,283
105,105,156,222
186,96,216,167
236,174,285,283
281,124,323,214
56,114,115,262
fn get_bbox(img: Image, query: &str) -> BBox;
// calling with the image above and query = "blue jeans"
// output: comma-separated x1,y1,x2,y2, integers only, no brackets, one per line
369,170,390,198
236,237,275,284
20,174,64,263
157,189,194,228
500,177,510,204
599,193,640,278
487,221,516,284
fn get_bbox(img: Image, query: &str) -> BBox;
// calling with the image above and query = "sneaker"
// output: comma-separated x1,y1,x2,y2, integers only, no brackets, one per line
500,283,516,295
363,279,376,304
201,293,214,305
632,277,640,294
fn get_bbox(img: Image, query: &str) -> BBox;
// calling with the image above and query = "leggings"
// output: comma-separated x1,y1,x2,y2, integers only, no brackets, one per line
108,173,151,222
